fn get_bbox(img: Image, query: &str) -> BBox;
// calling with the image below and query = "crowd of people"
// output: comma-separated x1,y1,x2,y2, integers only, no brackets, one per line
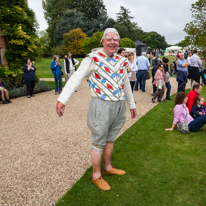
0,27,206,193
54,28,206,191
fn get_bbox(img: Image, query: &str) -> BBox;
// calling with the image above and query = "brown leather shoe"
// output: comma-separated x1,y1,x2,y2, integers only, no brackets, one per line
91,176,111,191
102,167,126,175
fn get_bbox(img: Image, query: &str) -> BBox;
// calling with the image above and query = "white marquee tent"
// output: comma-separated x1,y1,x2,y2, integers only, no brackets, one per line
165,46,182,54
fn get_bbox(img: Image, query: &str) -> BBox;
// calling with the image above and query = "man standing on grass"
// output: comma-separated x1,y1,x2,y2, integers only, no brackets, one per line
56,28,137,191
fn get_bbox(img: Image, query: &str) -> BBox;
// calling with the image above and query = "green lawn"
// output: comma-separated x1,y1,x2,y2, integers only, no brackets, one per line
56,87,206,206
35,58,84,78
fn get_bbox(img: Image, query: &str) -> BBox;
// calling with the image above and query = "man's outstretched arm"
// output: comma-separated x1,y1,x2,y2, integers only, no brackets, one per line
56,57,94,117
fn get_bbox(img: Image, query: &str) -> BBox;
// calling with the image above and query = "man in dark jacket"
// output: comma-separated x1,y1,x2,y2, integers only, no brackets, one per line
63,52,79,83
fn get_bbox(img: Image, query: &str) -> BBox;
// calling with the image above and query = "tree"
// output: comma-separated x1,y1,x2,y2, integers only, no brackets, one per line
120,38,136,48
143,32,168,50
0,0,42,70
183,0,206,59
53,9,86,46
39,30,52,54
113,6,144,41
63,28,86,56
83,31,103,54
53,9,109,46
42,0,107,47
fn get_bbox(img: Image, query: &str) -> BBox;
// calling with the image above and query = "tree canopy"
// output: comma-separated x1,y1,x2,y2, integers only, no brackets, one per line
181,0,206,58
63,28,86,56
0,0,42,70
113,6,144,41
83,31,103,54
42,0,107,47
143,32,168,50
53,9,86,46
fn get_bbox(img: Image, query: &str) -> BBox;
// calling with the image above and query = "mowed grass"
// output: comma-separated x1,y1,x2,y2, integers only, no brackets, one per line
56,87,206,206
35,58,84,78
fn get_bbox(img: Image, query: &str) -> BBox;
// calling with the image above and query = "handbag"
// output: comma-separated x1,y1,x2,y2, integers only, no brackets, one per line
158,80,162,89
176,107,189,133
146,71,150,80
22,73,26,84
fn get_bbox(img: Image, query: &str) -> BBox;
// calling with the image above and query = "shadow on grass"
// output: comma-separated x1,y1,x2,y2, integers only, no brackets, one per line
56,88,206,206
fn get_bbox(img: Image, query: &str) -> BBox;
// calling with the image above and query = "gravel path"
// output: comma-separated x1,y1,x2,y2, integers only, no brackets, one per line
0,77,190,205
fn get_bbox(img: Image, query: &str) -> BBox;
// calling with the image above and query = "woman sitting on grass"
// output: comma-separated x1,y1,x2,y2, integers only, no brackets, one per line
165,92,206,132
152,64,165,103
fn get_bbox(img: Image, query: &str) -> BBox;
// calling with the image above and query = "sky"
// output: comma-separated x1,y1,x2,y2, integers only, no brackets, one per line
28,0,197,45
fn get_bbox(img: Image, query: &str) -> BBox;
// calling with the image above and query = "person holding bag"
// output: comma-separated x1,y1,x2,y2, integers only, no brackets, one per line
150,51,160,95
165,92,206,133
152,64,165,103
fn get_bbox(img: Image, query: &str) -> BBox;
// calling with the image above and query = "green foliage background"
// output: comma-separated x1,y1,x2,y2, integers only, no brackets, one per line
0,0,42,88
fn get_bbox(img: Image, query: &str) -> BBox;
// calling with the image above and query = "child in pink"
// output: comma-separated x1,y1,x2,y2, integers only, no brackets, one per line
152,64,165,103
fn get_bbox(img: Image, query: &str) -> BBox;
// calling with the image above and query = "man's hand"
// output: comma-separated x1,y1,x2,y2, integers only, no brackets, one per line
130,108,137,119
56,101,65,117
199,112,202,115
150,67,153,70
66,74,68,77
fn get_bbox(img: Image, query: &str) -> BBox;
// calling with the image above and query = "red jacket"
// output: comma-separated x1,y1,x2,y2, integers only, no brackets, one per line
186,89,206,113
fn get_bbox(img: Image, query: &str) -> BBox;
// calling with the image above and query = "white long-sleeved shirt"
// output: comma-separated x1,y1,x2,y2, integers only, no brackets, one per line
58,57,136,109
128,61,138,78
63,58,79,74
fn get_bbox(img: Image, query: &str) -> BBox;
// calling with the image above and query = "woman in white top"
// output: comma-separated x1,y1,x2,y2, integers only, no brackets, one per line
127,52,138,93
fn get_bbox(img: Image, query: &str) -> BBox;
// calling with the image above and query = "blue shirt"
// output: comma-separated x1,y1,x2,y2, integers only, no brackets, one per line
23,65,36,81
51,61,62,75
136,56,150,70
177,59,188,72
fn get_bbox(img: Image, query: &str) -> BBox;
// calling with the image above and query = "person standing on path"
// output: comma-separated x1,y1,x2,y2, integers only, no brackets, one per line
163,57,172,100
176,53,190,93
150,51,160,95
56,28,137,191
51,56,63,95
187,52,192,73
152,64,165,103
23,58,37,98
188,49,202,89
63,52,79,83
127,52,138,93
134,52,150,92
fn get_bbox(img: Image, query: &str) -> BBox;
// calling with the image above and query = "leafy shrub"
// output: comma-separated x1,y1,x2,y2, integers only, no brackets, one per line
0,65,41,90
43,53,53,58
0,81,53,100
0,66,24,89
53,45,65,58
